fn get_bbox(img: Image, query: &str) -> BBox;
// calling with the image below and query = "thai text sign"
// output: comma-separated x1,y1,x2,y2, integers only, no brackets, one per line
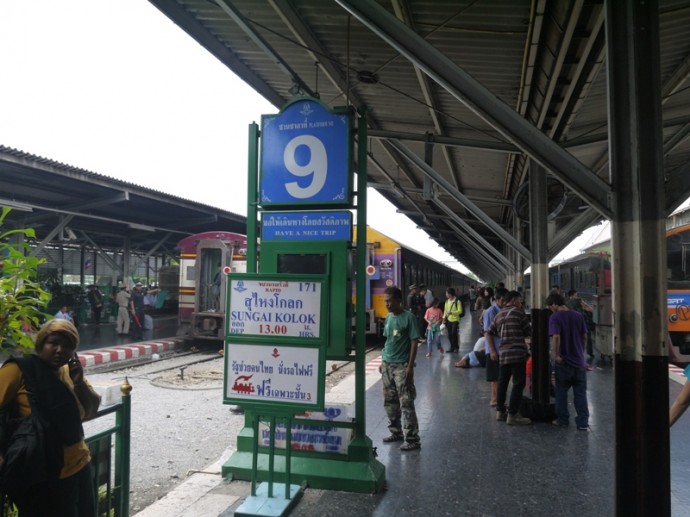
226,343,319,407
258,404,353,454
262,211,352,241
228,278,321,338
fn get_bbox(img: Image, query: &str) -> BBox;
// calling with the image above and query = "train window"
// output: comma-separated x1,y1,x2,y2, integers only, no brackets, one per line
668,228,690,287
186,265,196,282
277,253,327,274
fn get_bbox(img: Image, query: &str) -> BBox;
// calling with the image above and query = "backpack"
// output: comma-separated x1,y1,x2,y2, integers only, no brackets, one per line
0,358,64,499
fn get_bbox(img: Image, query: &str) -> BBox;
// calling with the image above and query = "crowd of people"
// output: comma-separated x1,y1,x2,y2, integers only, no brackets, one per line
378,282,600,453
55,282,161,339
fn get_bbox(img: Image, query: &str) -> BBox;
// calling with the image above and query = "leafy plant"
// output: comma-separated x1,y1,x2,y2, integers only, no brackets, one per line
39,268,87,309
0,207,52,355
1,494,17,517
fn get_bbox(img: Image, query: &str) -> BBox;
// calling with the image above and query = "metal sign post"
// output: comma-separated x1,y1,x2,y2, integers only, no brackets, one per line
224,98,384,502
226,274,327,516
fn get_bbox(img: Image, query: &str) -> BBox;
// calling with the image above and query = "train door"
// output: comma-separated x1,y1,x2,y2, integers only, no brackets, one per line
190,239,237,342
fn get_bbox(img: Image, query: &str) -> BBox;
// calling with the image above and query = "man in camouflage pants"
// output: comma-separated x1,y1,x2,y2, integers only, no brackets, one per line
381,286,421,451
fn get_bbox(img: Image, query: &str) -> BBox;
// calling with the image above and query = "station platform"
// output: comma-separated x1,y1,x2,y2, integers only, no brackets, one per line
133,311,690,516
75,314,184,369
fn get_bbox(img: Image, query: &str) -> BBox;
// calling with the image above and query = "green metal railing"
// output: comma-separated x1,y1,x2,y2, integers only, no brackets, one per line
86,379,132,517
1,379,132,517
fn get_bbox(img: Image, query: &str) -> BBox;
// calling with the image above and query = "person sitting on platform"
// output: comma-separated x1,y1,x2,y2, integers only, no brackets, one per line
54,305,74,322
455,337,487,368
670,363,690,426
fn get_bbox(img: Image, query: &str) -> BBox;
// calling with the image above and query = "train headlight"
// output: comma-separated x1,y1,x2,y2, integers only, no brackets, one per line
670,314,679,323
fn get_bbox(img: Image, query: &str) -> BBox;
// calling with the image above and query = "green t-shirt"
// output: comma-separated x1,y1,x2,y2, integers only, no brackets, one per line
382,310,420,363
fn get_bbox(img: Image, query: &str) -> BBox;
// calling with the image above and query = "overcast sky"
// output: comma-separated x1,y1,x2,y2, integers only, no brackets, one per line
0,1,613,278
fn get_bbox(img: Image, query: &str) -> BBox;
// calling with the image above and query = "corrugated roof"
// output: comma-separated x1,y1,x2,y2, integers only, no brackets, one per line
0,145,246,255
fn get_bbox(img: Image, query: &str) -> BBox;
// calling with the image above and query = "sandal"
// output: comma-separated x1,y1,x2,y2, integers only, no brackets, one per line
383,434,404,443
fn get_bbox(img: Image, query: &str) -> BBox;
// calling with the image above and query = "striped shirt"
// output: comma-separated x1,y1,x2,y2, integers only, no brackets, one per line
488,305,531,365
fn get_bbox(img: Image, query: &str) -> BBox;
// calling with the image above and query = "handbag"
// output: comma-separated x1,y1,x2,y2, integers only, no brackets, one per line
0,359,64,499
0,411,62,498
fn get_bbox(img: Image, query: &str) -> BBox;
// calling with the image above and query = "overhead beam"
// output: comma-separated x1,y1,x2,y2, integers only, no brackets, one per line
148,0,284,106
79,231,121,271
666,160,690,215
435,200,514,271
214,0,315,97
25,191,130,225
444,220,507,279
388,138,531,261
548,208,604,259
267,0,375,121
336,0,613,219
367,129,517,153
29,215,74,256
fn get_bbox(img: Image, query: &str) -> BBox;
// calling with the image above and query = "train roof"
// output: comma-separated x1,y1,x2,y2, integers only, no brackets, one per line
176,231,247,253
354,225,475,282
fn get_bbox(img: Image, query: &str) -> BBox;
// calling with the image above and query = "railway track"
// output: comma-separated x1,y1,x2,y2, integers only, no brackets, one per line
92,341,383,391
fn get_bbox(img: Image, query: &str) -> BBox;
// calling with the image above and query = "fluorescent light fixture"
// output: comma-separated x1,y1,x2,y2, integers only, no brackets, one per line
0,199,33,212
128,223,156,232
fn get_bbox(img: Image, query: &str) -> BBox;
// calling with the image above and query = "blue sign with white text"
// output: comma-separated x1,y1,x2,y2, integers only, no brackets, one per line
260,98,351,207
262,211,352,241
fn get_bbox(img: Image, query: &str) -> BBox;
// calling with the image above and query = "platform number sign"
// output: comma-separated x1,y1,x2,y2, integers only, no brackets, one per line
260,98,351,207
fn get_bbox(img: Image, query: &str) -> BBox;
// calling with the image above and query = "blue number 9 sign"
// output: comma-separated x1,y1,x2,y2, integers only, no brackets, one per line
260,98,351,207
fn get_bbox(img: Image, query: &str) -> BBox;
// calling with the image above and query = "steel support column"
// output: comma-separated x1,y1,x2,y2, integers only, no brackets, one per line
529,163,552,418
606,1,669,515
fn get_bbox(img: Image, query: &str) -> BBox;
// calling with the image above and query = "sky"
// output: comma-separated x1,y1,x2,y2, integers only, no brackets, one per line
0,1,612,279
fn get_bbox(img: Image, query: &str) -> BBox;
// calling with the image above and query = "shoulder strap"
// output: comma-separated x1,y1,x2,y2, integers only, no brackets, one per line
4,357,39,408
496,308,517,339
7,356,84,446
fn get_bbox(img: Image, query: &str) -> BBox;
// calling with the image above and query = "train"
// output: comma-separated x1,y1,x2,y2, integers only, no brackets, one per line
175,227,475,344
176,231,247,344
354,226,475,335
526,221,690,364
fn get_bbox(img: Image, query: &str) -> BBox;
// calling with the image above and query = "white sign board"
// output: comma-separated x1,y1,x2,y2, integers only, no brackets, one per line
226,343,319,404
228,279,321,338
258,403,353,454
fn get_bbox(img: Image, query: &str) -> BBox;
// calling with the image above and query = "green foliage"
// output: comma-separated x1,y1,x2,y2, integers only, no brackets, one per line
0,207,52,355
39,268,87,309
1,494,17,517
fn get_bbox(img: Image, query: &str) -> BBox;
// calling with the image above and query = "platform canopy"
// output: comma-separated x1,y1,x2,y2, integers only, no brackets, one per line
0,145,246,257
147,0,690,280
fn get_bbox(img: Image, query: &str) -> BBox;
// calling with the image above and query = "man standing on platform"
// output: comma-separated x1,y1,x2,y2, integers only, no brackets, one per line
483,287,508,406
87,284,104,324
489,290,532,425
443,287,464,353
547,292,590,430
130,282,145,340
380,286,421,451
115,285,131,335
419,284,433,306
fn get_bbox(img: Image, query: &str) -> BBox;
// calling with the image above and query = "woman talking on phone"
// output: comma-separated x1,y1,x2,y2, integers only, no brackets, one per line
0,319,101,516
